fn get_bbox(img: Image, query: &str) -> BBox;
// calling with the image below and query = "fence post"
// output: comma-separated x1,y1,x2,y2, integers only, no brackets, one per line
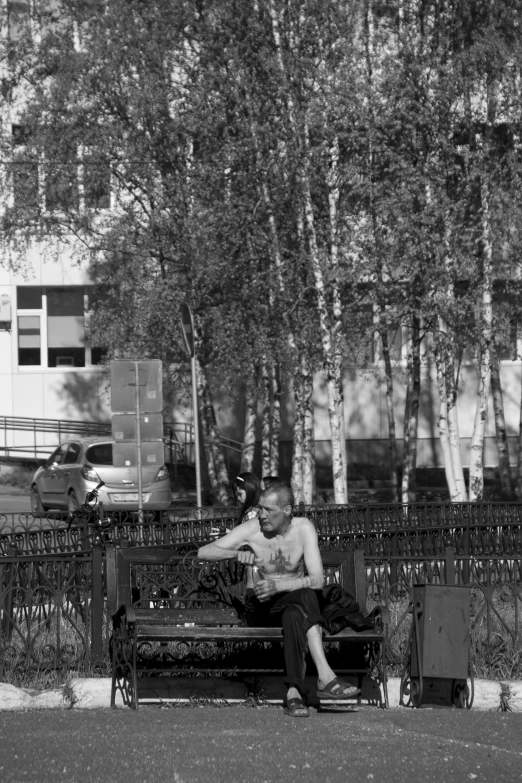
162,509,170,545
0,550,16,642
390,524,398,594
463,515,470,585
445,546,456,586
91,544,104,665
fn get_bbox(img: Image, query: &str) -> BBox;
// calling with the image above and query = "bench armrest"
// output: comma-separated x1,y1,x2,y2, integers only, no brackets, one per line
112,603,136,624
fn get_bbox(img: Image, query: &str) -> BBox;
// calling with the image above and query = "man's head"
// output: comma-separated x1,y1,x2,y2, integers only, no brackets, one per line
258,483,294,535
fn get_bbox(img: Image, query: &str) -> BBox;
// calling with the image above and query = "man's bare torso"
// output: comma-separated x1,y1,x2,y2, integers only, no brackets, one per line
243,516,307,588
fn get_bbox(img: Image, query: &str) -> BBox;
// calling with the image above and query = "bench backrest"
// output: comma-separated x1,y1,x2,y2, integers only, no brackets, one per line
106,545,367,616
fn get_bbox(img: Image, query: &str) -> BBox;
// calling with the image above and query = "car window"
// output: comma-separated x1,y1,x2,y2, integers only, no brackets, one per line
64,442,81,465
48,444,68,466
86,443,113,465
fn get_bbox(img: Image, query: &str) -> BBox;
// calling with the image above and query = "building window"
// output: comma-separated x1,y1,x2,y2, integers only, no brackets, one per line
12,125,39,214
13,160,39,211
18,315,41,365
84,158,111,209
45,161,79,212
16,285,104,369
18,286,42,309
7,0,30,42
47,287,85,367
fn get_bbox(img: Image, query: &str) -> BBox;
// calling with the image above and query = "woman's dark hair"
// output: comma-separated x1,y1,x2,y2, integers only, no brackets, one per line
233,471,261,523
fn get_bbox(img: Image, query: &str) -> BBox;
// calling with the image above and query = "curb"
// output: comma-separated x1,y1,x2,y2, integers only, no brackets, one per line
0,678,520,712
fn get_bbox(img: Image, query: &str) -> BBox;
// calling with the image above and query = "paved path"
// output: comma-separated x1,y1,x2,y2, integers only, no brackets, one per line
1,705,521,783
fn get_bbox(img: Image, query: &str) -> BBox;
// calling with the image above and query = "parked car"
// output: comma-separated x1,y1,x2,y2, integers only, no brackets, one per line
30,437,172,514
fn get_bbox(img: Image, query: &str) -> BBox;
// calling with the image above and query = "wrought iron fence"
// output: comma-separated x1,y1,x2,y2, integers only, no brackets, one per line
368,552,522,680
3,501,522,558
0,550,103,676
1,540,521,682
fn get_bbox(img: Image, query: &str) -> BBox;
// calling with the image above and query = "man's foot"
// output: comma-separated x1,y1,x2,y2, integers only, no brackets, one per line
284,696,310,718
316,677,361,700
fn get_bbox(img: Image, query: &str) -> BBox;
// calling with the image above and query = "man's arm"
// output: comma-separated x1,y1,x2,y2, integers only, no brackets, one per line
197,520,259,564
254,521,324,601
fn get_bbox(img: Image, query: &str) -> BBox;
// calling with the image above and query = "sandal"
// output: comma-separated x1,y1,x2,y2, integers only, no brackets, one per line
284,697,310,718
316,677,361,700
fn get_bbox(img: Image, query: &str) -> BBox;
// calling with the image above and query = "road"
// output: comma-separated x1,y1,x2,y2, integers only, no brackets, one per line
0,705,521,783
0,488,32,515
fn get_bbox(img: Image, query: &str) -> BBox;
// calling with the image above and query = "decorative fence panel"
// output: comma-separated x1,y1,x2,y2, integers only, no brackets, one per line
368,552,522,680
2,499,522,681
2,501,522,557
0,551,99,677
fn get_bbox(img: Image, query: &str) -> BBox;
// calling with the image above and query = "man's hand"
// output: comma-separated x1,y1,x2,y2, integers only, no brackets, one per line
254,578,277,602
236,550,260,565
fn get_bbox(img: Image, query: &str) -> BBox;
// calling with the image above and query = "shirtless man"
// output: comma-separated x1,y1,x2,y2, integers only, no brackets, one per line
197,483,360,717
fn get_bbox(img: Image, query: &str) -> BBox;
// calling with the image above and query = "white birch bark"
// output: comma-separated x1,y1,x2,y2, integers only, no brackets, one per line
269,363,280,476
291,370,305,505
401,344,412,504
438,214,467,501
327,133,348,492
241,367,257,473
469,183,493,501
302,355,315,504
401,317,421,504
302,166,347,504
433,333,459,501
447,356,467,500
490,352,513,496
195,356,231,505
377,309,399,501
515,367,522,499
268,0,347,503
259,359,271,478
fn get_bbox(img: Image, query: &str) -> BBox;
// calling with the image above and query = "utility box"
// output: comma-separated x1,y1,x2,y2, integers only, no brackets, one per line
401,584,472,708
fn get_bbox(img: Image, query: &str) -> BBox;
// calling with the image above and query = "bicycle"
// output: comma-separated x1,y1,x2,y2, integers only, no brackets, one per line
67,481,117,549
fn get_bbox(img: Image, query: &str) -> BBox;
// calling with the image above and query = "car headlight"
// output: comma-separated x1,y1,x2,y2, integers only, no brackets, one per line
80,464,101,482
153,465,169,483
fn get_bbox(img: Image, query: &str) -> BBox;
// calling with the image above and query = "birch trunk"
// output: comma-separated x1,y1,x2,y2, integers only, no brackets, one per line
433,334,459,501
401,343,413,504
469,184,493,502
269,363,280,476
490,352,513,497
302,356,315,504
268,0,346,503
241,367,257,473
515,368,522,499
447,360,467,501
327,133,348,492
291,369,305,504
439,214,467,501
195,357,231,505
379,313,399,501
401,318,421,503
302,173,347,504
260,360,271,478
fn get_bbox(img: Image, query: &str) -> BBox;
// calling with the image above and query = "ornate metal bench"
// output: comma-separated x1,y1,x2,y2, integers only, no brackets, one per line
106,543,389,709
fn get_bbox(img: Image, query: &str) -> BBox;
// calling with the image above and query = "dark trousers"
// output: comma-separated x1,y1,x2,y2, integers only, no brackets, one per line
244,587,323,696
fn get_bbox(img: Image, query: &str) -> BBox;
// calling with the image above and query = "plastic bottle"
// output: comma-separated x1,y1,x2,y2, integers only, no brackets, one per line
252,565,261,585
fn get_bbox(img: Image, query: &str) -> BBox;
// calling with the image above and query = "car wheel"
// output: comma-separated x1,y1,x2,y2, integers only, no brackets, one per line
68,491,80,513
30,486,46,517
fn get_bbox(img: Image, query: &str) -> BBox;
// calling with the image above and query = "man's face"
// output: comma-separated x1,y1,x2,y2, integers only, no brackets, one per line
258,491,289,534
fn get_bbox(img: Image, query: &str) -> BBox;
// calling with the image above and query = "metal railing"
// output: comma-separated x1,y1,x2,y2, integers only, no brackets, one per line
1,546,520,678
2,501,522,557
0,415,189,465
